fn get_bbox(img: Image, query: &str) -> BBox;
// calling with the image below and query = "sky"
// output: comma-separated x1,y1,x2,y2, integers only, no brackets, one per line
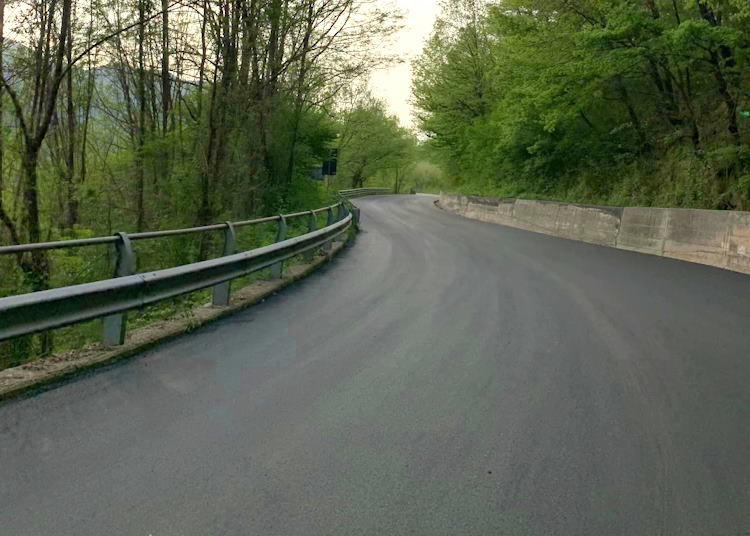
369,0,441,129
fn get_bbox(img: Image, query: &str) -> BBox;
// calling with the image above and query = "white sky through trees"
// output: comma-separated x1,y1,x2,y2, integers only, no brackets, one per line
370,0,440,129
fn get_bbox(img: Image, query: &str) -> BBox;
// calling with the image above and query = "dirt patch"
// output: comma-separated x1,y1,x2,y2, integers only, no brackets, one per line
0,239,350,403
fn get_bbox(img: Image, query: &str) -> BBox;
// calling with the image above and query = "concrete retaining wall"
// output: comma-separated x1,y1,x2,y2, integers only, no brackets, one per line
439,193,750,275
463,196,515,226
729,212,750,273
617,207,669,255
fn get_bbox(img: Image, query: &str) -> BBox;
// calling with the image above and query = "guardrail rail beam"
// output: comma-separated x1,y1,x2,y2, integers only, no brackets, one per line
0,195,372,348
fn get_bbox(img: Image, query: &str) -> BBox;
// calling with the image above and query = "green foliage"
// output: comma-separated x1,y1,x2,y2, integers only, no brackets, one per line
335,90,417,190
413,0,750,210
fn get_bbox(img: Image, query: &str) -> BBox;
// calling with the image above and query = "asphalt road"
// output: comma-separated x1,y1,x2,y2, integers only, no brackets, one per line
1,194,749,535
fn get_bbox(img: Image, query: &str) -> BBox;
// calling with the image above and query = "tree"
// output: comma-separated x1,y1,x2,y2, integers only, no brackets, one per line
337,89,414,189
413,0,750,210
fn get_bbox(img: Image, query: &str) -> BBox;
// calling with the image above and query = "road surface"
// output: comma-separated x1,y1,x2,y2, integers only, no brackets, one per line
1,194,749,535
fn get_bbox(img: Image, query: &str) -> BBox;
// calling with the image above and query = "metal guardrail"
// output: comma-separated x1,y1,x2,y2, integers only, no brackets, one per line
338,187,392,199
0,202,353,346
0,203,341,255
337,188,396,222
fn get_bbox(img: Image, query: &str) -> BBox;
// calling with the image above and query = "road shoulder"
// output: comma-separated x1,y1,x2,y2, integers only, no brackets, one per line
0,238,352,403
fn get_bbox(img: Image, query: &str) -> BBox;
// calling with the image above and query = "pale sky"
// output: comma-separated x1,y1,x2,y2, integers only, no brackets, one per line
370,0,441,129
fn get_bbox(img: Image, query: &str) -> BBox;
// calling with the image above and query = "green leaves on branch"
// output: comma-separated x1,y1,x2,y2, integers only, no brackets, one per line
336,90,416,191
413,0,750,210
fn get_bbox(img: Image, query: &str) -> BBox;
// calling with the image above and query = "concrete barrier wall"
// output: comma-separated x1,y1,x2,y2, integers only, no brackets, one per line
438,193,750,275
662,209,731,268
512,200,560,234
617,207,669,255
729,212,750,273
464,196,500,223
439,193,466,214
556,203,622,246
463,196,515,226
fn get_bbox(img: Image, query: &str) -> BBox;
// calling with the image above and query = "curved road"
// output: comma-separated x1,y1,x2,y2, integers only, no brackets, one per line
1,195,749,535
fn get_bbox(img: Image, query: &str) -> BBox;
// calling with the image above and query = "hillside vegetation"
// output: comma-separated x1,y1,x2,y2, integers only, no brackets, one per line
412,0,750,210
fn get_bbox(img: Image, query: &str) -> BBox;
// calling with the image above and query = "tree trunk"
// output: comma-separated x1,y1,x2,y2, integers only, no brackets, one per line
616,78,649,152
64,19,77,229
708,49,741,146
161,0,170,137
285,0,314,184
0,0,5,225
79,26,94,193
136,0,147,232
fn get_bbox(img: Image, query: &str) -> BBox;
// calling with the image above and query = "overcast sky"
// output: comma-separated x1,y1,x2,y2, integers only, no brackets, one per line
369,0,441,129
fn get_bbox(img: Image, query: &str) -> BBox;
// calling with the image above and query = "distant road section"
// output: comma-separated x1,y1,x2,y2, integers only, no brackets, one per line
1,194,749,535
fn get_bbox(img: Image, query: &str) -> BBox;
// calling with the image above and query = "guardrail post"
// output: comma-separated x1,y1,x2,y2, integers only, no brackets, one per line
337,203,346,222
212,222,236,306
270,215,287,278
322,207,334,253
102,232,135,347
304,210,317,261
